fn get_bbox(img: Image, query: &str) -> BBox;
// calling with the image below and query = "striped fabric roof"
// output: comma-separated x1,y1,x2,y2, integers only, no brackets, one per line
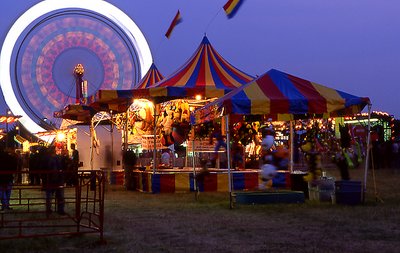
88,36,254,110
191,69,371,124
154,36,254,91
88,89,136,113
134,63,164,89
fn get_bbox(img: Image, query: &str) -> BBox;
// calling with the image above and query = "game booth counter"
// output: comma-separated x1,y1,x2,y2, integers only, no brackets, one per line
79,35,261,192
56,69,371,200
39,122,124,172
191,68,371,206
120,97,296,194
54,105,126,185
53,100,359,197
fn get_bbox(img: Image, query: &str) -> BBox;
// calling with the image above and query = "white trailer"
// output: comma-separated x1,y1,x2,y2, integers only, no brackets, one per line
75,124,123,171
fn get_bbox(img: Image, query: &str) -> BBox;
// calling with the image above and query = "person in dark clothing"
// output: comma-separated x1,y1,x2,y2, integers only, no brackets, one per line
209,123,226,166
67,144,79,186
335,124,354,180
43,146,66,215
0,148,17,211
15,150,23,184
29,147,42,185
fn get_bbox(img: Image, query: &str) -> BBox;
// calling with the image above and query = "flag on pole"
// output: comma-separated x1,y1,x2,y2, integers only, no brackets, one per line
165,10,182,39
223,0,244,19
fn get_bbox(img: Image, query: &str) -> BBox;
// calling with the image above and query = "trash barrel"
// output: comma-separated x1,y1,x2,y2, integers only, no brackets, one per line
290,172,309,198
317,177,335,202
335,180,362,205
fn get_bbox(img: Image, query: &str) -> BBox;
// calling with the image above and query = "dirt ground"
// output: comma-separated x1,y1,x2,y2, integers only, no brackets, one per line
1,166,400,253
99,167,400,253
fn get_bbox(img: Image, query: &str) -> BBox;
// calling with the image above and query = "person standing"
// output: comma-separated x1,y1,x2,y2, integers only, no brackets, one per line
67,143,79,186
392,140,399,169
44,146,66,215
0,147,17,211
161,149,171,167
29,147,41,185
15,150,23,184
209,123,226,167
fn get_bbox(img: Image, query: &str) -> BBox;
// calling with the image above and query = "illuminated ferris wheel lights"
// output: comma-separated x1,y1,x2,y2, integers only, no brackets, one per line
0,0,152,135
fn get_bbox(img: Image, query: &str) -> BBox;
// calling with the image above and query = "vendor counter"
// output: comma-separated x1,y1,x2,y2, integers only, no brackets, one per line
122,168,291,193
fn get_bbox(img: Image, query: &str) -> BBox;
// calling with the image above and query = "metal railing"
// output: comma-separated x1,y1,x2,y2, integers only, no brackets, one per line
0,170,105,241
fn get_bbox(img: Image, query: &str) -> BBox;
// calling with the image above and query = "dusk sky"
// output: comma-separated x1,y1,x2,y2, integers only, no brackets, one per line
0,0,399,121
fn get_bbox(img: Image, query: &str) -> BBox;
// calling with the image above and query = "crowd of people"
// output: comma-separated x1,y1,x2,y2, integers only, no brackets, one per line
0,144,79,215
371,139,400,169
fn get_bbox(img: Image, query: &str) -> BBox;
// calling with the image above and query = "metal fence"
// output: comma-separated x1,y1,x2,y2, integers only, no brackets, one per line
0,170,105,241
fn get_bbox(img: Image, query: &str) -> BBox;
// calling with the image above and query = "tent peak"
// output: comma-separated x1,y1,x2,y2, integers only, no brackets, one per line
201,35,210,44
267,68,284,75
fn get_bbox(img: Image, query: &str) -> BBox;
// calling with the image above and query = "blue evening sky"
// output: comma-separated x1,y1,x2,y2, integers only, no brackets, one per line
0,0,399,118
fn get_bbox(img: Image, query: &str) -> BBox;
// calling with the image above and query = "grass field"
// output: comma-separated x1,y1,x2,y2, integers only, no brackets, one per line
1,166,400,253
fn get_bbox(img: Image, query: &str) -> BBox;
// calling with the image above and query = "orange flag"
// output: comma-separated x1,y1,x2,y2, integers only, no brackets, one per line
165,10,182,38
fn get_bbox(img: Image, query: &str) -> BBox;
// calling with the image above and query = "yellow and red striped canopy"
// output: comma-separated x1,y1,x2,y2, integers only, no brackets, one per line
88,36,254,110
154,36,253,91
192,69,371,124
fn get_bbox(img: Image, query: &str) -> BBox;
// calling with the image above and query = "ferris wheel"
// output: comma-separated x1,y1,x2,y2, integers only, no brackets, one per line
0,0,152,134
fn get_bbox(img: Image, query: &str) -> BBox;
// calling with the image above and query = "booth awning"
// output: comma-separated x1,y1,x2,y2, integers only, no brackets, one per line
54,104,97,123
191,69,371,124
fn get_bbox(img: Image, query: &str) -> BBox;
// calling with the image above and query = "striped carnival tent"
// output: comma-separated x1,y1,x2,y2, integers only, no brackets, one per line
87,63,164,113
152,36,254,92
191,68,371,207
191,68,371,124
88,36,254,110
133,63,164,89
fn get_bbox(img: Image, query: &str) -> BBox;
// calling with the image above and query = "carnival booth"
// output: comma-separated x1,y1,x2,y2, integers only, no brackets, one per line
54,63,166,186
88,36,256,192
191,68,371,204
54,104,126,185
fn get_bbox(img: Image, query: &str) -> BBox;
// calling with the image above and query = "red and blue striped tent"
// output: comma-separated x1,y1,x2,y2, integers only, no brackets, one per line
88,36,254,110
191,69,371,124
134,63,164,89
151,36,254,93
87,64,164,113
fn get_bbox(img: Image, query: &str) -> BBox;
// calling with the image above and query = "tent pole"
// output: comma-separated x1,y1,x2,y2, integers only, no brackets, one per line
225,114,233,208
192,128,196,180
110,111,114,172
153,106,157,174
289,120,294,173
90,119,94,170
124,111,128,152
192,133,197,196
363,103,372,203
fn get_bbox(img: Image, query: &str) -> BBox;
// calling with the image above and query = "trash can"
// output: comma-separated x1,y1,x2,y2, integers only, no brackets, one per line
290,172,309,198
318,177,335,202
308,177,335,202
335,180,362,205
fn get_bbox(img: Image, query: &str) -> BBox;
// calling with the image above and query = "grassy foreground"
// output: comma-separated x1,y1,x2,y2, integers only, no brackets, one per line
1,166,400,253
